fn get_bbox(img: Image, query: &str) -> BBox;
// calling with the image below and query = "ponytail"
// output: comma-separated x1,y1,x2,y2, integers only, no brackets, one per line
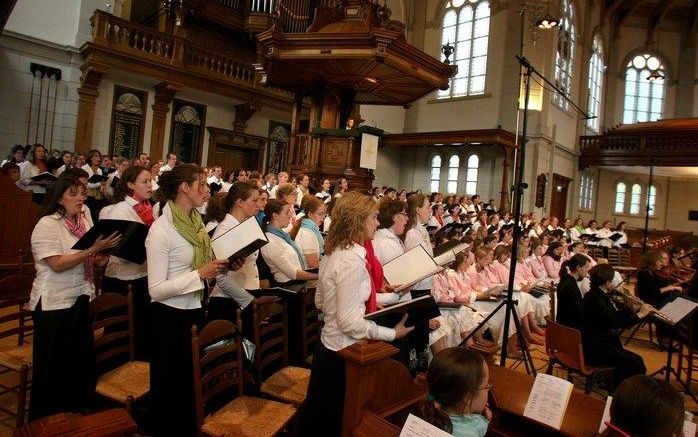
560,253,590,278
417,398,453,433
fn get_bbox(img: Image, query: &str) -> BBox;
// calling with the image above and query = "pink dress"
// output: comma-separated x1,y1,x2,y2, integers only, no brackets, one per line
526,255,548,279
542,255,563,280
431,270,480,347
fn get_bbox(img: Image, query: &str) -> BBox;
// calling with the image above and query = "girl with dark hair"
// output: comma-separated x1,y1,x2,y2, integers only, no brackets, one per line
613,221,629,248
636,250,683,307
145,164,230,436
101,165,153,359
19,143,50,203
54,150,74,176
601,375,684,437
315,178,332,203
2,144,25,165
301,192,412,436
81,149,106,220
417,348,491,437
259,199,319,285
29,175,120,420
332,177,348,198
542,241,564,280
208,181,272,323
582,264,652,388
104,156,130,199
555,254,591,330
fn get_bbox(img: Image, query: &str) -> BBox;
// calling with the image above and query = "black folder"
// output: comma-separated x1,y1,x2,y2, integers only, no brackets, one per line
247,283,306,298
71,219,149,264
30,172,57,183
487,225,498,235
364,295,441,328
209,182,223,195
609,232,624,242
550,229,565,238
87,173,109,184
433,238,466,258
110,176,120,188
425,225,438,232
101,166,117,176
579,233,602,242
304,267,319,274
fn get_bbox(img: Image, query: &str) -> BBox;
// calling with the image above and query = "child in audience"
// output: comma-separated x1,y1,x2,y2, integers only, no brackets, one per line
600,375,684,437
418,348,491,437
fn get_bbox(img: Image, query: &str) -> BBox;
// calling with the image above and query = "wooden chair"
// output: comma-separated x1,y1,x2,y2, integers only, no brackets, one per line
298,287,322,366
607,248,621,267
544,317,614,395
591,247,605,261
13,408,137,436
548,282,557,321
91,289,150,417
248,297,311,406
191,319,297,437
0,274,34,427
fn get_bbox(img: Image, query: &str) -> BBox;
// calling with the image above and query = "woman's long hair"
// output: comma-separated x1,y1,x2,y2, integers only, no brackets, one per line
405,193,427,239
112,165,148,203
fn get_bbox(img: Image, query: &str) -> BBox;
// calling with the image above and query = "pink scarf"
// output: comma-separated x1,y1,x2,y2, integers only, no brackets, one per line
64,214,95,283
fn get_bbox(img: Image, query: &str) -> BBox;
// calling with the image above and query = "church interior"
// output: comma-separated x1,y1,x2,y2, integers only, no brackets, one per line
0,0,697,435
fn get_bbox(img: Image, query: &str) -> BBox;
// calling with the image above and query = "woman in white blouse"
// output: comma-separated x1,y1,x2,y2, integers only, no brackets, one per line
29,174,120,420
315,178,332,203
301,192,412,436
290,195,327,269
101,165,153,360
260,199,319,285
81,149,107,222
372,198,409,306
104,156,130,200
145,164,229,436
208,182,273,322
19,143,51,204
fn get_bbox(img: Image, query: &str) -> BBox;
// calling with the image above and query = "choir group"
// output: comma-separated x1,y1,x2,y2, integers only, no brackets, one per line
2,144,690,437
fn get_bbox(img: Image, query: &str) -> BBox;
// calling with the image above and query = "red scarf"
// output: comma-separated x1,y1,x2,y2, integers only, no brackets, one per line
64,214,95,283
435,215,444,226
37,160,47,173
363,240,383,314
133,198,155,226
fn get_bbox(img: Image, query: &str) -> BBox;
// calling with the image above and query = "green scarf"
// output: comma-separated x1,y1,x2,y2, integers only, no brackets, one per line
169,200,211,300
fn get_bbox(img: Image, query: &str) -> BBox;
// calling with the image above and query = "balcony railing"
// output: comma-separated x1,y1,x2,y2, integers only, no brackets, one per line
90,11,256,87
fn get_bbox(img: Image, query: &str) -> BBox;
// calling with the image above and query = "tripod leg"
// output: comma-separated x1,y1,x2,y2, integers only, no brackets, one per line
509,303,537,375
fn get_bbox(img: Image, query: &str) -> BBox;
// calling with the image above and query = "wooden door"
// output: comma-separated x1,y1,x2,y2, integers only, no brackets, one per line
550,173,571,221
212,143,258,172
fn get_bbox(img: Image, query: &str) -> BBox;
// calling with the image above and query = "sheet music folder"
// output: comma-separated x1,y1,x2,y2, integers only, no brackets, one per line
30,172,57,182
246,283,305,298
87,173,109,184
382,245,443,292
365,295,441,328
655,297,698,325
210,215,268,261
71,219,149,264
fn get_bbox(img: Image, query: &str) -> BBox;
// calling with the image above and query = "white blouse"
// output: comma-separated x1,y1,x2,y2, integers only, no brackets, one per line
404,224,434,291
30,214,95,310
209,214,259,308
295,227,321,257
102,196,148,280
19,161,45,193
146,203,206,310
81,164,103,190
260,232,303,283
371,229,407,305
317,243,395,351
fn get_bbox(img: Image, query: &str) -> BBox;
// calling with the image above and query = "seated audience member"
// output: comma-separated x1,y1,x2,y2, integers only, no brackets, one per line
290,195,327,269
582,264,652,388
301,192,413,437
417,348,491,437
541,241,564,281
600,375,684,437
555,254,591,330
260,199,319,285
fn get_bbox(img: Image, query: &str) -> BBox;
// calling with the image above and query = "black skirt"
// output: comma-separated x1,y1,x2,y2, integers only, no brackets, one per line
29,295,96,421
301,342,346,437
148,302,204,437
102,275,150,361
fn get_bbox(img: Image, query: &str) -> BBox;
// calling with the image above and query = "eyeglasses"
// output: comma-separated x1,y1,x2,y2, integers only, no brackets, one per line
480,383,493,391
396,212,408,217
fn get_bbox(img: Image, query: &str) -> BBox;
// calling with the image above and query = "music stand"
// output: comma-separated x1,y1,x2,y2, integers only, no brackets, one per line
648,299,698,403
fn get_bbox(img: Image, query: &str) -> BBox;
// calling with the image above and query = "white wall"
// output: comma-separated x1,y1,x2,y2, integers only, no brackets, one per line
6,0,82,48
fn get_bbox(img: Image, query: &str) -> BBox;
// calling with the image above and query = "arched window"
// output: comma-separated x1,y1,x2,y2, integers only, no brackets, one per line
614,182,626,213
447,155,460,193
553,0,575,110
430,155,442,193
438,0,490,98
629,183,642,214
465,154,479,195
648,185,657,216
579,170,594,210
623,53,665,124
587,35,604,130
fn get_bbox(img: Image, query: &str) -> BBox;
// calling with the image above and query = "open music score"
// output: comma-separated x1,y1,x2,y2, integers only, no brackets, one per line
398,414,451,437
523,373,574,430
657,297,698,325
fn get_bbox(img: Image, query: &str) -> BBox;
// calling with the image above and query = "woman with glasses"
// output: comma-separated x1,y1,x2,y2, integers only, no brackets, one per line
290,195,327,269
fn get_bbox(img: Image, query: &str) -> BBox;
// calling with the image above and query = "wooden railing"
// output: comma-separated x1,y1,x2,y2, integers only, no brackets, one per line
91,11,256,86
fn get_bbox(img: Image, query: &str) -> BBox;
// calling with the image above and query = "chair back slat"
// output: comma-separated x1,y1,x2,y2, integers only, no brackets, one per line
251,298,289,382
300,287,322,362
91,289,135,368
192,319,245,428
0,275,33,345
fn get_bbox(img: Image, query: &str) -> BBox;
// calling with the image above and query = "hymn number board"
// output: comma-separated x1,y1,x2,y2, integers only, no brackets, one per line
170,100,206,164
109,86,147,159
